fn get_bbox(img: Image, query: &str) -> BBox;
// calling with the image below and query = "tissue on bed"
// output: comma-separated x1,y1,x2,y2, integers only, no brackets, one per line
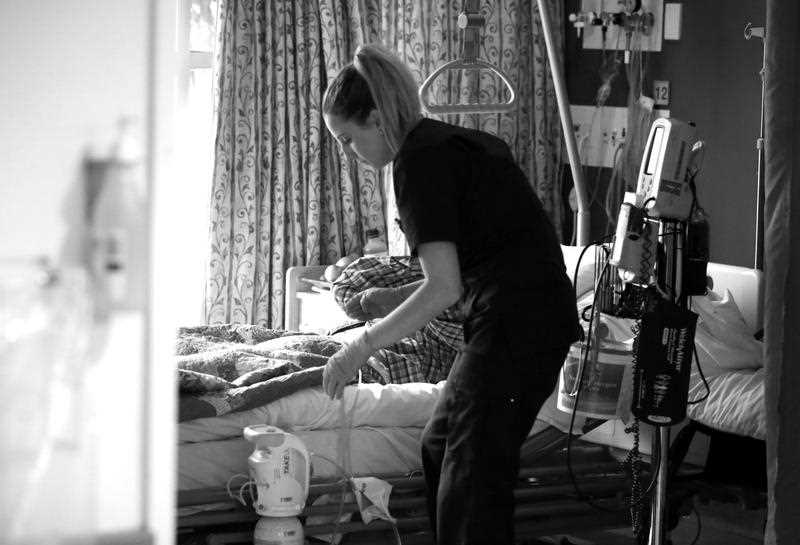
692,290,762,372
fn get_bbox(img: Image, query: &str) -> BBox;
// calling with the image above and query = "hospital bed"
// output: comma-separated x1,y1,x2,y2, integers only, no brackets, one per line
176,247,764,544
668,264,766,510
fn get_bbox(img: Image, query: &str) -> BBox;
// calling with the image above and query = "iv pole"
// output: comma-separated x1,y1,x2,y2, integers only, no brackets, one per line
745,22,766,270
536,0,590,247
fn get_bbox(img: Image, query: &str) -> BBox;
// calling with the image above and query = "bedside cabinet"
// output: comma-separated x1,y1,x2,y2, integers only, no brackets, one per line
284,265,351,334
295,291,350,334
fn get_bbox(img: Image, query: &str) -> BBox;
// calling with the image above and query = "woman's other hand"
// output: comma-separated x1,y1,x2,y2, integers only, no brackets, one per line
323,331,375,399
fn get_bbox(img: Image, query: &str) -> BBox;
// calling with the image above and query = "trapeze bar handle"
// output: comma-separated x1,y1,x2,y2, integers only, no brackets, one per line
418,59,518,115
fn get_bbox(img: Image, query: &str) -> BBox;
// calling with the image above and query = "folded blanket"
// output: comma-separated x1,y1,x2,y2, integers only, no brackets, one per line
177,324,382,422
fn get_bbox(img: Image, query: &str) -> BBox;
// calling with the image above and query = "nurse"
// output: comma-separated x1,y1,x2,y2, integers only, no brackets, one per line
321,44,581,545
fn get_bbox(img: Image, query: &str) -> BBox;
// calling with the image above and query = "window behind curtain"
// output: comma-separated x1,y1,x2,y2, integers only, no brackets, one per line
171,0,217,324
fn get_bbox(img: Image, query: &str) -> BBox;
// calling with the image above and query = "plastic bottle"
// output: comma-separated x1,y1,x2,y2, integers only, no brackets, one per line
253,516,304,545
362,228,387,256
90,117,147,315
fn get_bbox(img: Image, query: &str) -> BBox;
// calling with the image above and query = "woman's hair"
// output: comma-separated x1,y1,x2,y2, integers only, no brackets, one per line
322,44,421,154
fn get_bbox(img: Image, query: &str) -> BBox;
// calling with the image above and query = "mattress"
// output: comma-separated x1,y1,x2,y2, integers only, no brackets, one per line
179,427,424,490
179,382,442,444
178,381,571,491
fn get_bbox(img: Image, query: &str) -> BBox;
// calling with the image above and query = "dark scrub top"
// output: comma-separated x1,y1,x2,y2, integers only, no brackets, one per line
393,118,581,353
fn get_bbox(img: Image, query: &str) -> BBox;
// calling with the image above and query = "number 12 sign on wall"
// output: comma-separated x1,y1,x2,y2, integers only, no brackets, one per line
654,80,670,106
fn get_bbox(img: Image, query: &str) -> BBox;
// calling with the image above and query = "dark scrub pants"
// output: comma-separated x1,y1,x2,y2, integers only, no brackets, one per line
421,309,570,545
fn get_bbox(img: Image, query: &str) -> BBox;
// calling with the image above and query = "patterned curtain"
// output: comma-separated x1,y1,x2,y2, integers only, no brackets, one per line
205,0,564,327
205,0,386,327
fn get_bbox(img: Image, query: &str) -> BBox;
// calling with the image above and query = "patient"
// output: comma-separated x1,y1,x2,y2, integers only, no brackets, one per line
332,256,464,384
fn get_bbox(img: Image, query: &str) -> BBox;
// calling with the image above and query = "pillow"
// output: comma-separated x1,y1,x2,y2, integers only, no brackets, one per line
691,289,763,372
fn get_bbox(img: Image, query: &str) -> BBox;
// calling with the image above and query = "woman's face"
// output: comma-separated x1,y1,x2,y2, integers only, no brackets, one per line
324,110,394,169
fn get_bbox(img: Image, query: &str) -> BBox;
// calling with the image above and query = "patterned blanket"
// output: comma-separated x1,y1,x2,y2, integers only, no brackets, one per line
177,325,347,422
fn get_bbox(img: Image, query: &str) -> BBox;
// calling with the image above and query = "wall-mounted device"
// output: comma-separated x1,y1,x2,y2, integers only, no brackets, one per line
634,117,699,220
571,0,664,61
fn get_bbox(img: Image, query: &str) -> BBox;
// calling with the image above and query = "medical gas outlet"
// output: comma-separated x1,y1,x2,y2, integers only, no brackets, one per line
572,0,664,57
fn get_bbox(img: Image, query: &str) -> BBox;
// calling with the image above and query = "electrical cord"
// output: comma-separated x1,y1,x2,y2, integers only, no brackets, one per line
565,245,661,516
604,159,625,233
588,159,606,208
572,235,613,334
571,235,615,296
565,276,660,515
310,452,353,545
226,473,253,506
689,504,703,545
315,374,403,545
687,342,711,405
684,196,712,407
588,140,626,212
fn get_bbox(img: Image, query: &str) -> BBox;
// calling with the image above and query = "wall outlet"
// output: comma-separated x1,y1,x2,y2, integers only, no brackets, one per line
570,105,629,169
578,0,664,53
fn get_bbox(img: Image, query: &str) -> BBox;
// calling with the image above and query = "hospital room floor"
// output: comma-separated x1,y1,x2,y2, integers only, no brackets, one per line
568,500,766,545
343,499,766,544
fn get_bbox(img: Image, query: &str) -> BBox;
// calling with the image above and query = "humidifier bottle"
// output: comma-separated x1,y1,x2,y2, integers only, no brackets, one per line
254,516,304,545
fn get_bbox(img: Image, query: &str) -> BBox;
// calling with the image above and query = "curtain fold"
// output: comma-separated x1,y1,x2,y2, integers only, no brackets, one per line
206,0,564,327
763,0,800,542
318,0,388,261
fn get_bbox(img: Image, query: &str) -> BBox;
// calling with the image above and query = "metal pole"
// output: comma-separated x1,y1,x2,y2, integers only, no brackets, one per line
647,220,683,545
536,0,590,247
647,427,671,545
745,23,766,270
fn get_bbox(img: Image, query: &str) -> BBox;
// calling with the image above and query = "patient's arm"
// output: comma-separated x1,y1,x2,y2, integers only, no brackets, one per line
345,281,423,320
323,242,462,398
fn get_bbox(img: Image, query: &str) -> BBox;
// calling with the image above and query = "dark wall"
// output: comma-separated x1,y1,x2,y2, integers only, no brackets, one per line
563,0,766,267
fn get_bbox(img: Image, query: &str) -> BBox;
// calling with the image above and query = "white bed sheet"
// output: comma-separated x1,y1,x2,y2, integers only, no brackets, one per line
179,382,442,444
179,381,573,445
178,381,568,492
686,367,765,440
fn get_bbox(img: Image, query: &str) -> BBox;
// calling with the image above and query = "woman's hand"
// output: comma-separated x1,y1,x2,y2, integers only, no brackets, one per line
323,331,375,399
